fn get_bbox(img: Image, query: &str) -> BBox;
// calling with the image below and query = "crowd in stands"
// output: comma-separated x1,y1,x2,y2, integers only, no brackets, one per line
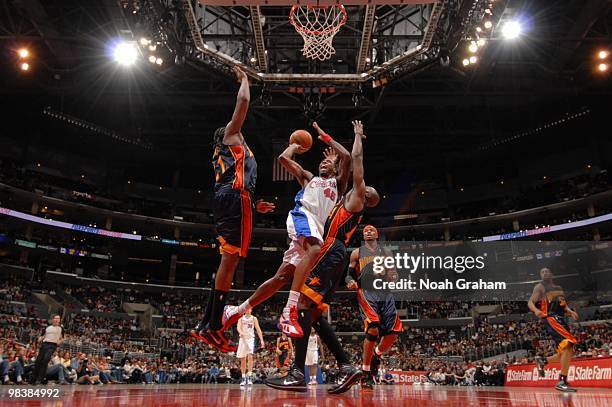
0,273,611,387
1,156,610,230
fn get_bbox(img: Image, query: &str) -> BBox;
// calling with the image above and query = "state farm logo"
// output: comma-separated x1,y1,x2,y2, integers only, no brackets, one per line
569,365,612,381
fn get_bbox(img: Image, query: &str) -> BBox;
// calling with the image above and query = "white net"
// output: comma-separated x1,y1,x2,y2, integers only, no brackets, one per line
289,5,347,61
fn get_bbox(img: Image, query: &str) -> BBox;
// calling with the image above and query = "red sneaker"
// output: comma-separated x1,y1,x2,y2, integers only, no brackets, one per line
278,305,303,338
221,305,242,332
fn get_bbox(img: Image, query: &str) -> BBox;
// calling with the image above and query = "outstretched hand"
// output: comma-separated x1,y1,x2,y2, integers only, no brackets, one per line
255,199,275,214
352,120,366,139
323,146,338,163
232,66,247,82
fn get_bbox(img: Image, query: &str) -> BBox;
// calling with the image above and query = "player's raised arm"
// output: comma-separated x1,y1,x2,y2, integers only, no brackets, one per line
313,122,351,195
346,248,359,290
278,144,314,187
223,66,250,144
345,120,367,213
528,283,546,318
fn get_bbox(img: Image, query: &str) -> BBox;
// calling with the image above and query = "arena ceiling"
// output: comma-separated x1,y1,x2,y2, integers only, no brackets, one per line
0,0,610,180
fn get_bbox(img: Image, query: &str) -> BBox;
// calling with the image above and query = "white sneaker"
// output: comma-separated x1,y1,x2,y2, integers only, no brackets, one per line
247,376,253,386
240,377,246,387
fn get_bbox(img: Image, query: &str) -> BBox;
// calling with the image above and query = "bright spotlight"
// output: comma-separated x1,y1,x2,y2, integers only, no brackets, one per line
155,57,163,65
477,38,487,47
598,63,609,72
484,21,493,29
113,42,138,66
18,48,29,58
148,55,157,63
468,42,478,53
149,44,157,52
462,58,470,66
598,50,609,60
502,20,522,40
20,62,30,71
250,57,257,63
469,56,478,64
140,38,150,46
476,26,482,33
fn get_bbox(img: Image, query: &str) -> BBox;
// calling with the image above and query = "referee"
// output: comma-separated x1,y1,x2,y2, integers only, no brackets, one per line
32,314,63,385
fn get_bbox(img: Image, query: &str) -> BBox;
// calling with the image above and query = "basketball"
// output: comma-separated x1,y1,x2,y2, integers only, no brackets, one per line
289,129,313,153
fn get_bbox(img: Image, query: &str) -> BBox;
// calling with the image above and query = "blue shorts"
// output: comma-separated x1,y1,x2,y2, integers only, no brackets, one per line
357,290,402,336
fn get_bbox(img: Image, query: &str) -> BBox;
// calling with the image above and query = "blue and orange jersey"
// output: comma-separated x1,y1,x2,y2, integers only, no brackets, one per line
212,141,257,194
278,337,290,351
539,281,567,316
323,195,363,246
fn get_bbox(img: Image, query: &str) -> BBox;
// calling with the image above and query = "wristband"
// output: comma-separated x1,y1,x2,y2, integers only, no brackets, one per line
320,133,333,145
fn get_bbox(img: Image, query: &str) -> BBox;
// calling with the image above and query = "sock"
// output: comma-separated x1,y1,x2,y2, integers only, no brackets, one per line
374,346,382,356
560,374,567,384
293,310,313,369
286,291,300,309
236,300,251,316
209,289,229,330
200,287,216,328
3,375,7,382
313,316,349,365
362,365,370,372
17,375,22,382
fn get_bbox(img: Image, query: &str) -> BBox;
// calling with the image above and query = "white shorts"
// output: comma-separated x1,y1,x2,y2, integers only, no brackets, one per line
284,209,324,266
236,337,255,358
305,350,318,366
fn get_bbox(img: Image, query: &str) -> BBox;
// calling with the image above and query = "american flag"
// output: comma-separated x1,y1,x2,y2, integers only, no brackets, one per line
272,142,294,182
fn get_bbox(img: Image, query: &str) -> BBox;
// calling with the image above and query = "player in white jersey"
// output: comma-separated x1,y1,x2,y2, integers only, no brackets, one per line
305,331,324,385
236,309,264,386
221,122,351,336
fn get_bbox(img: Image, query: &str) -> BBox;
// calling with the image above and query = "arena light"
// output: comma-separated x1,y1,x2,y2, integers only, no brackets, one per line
477,38,487,47
598,50,609,59
484,21,493,29
462,58,470,66
502,20,522,40
113,42,138,66
18,48,29,58
149,44,157,52
469,55,478,64
20,62,30,71
155,57,163,65
598,63,609,72
468,42,478,53
139,38,150,46
148,55,157,63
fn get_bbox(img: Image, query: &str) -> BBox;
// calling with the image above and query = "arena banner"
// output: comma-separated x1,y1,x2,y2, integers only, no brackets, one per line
505,357,612,388
388,370,428,385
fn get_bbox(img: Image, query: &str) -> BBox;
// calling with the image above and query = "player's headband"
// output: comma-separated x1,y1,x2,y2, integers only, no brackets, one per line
363,225,378,236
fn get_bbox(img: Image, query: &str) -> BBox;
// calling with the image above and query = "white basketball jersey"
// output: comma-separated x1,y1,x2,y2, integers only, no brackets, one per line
239,315,255,339
294,176,337,220
307,334,318,352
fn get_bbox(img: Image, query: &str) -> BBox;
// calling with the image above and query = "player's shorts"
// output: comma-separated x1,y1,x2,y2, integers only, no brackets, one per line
236,337,255,358
300,238,348,309
283,209,324,266
357,289,402,336
544,314,577,353
277,350,290,368
214,188,253,258
305,350,318,366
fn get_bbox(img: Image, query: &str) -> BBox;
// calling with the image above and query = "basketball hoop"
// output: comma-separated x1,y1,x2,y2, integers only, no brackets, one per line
289,4,347,61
